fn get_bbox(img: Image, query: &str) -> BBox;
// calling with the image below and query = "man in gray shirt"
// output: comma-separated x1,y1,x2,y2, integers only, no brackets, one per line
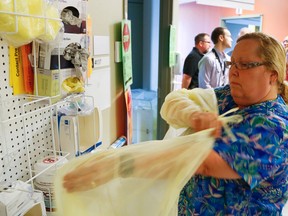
198,27,232,88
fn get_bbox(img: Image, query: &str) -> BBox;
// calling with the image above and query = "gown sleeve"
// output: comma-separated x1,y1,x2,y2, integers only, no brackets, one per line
160,88,218,129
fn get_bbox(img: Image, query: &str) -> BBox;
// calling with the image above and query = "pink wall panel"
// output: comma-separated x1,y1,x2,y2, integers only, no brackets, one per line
241,0,288,40
178,0,288,69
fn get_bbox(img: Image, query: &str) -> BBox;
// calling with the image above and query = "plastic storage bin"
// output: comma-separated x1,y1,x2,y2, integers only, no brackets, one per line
131,89,157,144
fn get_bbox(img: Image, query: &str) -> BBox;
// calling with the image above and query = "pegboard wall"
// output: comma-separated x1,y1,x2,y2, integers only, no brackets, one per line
0,38,63,183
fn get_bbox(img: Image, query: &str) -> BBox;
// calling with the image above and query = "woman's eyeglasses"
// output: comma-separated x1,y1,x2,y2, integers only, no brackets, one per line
201,41,211,44
225,61,267,70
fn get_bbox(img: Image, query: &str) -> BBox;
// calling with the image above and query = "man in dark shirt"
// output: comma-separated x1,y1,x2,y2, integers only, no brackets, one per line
182,33,211,89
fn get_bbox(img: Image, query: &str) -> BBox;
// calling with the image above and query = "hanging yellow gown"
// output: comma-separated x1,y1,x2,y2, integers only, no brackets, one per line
54,88,242,216
0,0,61,47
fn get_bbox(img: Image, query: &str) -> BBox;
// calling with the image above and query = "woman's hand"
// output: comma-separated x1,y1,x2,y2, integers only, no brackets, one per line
63,151,118,193
190,112,222,137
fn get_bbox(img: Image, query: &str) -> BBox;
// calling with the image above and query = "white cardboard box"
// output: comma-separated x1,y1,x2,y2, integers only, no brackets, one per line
36,68,79,100
0,181,46,216
58,0,87,34
38,33,87,70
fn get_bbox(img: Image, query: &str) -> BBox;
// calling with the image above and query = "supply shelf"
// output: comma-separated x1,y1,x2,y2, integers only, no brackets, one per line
0,94,70,184
0,1,92,214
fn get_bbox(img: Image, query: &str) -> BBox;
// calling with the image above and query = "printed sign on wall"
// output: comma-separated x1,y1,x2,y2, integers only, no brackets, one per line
121,20,133,90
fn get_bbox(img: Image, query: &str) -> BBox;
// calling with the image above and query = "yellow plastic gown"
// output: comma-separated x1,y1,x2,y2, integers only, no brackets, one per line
0,0,61,47
54,88,242,216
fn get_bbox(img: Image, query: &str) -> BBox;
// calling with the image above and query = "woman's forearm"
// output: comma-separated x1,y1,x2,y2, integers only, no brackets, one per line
195,150,241,179
160,88,218,129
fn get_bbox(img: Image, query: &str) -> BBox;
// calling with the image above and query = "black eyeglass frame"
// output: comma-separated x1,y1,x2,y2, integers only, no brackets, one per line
225,61,267,70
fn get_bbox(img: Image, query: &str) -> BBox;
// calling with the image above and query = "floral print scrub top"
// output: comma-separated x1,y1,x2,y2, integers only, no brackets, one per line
178,85,288,216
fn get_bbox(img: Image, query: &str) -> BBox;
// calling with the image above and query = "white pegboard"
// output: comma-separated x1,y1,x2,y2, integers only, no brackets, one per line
0,0,96,187
0,38,61,183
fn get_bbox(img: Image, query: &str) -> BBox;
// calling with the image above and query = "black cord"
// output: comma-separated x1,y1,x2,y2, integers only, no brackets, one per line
212,48,225,75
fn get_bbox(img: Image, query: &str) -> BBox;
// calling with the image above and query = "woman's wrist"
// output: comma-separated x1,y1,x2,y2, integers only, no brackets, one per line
118,154,135,178
189,111,201,128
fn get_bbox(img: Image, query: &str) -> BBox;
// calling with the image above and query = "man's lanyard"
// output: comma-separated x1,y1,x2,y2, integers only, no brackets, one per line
212,48,225,75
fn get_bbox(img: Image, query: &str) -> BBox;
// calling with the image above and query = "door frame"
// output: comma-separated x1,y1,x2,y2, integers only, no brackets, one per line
157,0,174,139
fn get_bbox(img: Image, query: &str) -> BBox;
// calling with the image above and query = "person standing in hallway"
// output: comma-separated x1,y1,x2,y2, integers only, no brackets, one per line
198,27,232,88
181,33,211,89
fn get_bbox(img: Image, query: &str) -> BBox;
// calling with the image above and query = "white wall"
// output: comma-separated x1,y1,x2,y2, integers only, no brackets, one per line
87,0,125,147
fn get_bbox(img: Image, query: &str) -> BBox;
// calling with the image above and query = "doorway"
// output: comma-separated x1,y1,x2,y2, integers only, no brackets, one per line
128,0,160,91
128,0,162,142
221,15,263,53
